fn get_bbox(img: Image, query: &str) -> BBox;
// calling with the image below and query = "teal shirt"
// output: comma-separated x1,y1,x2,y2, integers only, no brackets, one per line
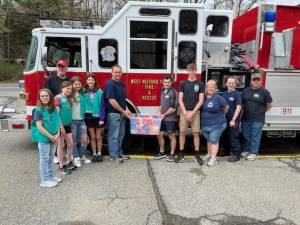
55,95,72,125
31,107,61,143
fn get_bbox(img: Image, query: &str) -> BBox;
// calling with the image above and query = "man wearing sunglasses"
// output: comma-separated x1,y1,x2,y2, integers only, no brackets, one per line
241,73,273,161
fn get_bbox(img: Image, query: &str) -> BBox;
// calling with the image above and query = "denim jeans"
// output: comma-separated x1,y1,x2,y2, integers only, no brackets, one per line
202,123,227,144
242,121,264,155
38,142,56,182
107,113,126,158
71,120,88,158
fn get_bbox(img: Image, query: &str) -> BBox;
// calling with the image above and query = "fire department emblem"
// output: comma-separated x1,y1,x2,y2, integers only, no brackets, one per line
101,46,116,62
207,102,214,107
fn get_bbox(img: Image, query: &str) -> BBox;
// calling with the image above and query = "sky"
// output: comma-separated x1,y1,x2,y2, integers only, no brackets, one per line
263,0,300,5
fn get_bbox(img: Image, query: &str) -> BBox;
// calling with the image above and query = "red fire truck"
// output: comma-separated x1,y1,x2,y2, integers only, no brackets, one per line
1,2,300,140
232,3,300,138
1,2,233,135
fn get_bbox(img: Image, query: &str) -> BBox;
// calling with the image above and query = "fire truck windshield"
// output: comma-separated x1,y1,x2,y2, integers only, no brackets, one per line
24,36,38,72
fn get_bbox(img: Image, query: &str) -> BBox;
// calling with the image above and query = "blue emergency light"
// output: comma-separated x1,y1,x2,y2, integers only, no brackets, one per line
265,11,276,22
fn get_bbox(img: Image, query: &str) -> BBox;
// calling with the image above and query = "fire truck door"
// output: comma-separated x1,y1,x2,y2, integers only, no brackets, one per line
126,17,173,74
265,71,300,131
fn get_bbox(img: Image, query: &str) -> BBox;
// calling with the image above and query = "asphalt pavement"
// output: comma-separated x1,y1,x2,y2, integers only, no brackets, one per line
0,131,299,225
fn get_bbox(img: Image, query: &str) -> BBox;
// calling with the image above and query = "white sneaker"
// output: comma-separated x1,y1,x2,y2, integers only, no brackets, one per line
81,156,91,164
74,157,81,167
246,154,257,161
203,154,211,163
40,180,58,188
53,156,59,164
51,176,62,183
240,151,249,158
207,158,217,167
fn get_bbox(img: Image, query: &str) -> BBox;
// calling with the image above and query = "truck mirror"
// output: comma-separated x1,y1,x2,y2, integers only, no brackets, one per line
206,24,213,35
41,47,48,67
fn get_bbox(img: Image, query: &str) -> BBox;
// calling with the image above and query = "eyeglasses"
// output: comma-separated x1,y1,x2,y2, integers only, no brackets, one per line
40,95,50,98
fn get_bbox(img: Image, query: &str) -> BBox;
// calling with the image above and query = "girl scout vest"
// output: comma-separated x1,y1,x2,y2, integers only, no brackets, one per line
31,107,60,143
81,90,103,118
58,95,72,125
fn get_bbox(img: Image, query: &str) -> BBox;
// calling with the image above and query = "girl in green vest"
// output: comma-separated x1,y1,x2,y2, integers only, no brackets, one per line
54,81,74,174
32,88,62,188
70,76,91,167
82,74,105,163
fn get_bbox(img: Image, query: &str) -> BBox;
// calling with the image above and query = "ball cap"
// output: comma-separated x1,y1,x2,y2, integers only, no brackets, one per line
56,60,67,68
252,73,261,80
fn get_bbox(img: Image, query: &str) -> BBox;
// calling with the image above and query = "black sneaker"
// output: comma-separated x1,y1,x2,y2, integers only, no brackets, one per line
119,154,129,160
67,162,76,170
154,152,167,160
97,154,103,163
194,153,204,165
110,157,124,164
59,165,72,175
175,153,185,163
228,154,240,162
91,155,98,163
167,154,175,162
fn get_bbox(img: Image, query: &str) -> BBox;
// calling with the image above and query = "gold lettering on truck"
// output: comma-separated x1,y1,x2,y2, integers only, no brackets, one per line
142,95,156,101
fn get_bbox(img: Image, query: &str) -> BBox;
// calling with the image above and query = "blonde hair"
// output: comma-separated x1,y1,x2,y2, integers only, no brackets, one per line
206,79,218,90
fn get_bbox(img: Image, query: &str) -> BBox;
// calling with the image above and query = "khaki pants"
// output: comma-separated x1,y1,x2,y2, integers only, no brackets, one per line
179,111,200,133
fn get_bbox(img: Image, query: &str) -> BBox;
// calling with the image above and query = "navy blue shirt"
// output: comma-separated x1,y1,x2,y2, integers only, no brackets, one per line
221,90,242,122
44,75,69,96
242,87,272,123
105,79,127,113
201,94,228,127
32,109,43,121
179,80,205,111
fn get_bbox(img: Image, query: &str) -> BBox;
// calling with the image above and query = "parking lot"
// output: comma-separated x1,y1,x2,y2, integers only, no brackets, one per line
0,131,299,225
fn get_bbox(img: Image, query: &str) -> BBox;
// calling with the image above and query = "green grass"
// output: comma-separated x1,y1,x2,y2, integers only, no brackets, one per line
0,57,23,81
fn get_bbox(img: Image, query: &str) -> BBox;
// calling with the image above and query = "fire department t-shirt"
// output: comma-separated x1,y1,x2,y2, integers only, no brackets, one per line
242,87,272,123
221,90,242,122
179,80,204,111
201,94,228,127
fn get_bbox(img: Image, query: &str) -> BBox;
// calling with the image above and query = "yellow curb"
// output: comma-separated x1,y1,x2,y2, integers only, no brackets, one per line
124,154,300,160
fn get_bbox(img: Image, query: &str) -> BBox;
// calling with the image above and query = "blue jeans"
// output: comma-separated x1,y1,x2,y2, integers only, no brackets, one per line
38,142,56,182
71,120,88,158
242,121,264,155
107,113,126,158
202,123,227,144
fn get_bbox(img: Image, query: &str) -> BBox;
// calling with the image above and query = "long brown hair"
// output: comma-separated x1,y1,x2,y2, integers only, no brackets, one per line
36,88,55,112
84,73,99,92
70,76,83,103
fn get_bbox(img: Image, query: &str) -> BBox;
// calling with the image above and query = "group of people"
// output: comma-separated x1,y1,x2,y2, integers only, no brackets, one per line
32,61,130,188
155,63,273,167
32,60,272,188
